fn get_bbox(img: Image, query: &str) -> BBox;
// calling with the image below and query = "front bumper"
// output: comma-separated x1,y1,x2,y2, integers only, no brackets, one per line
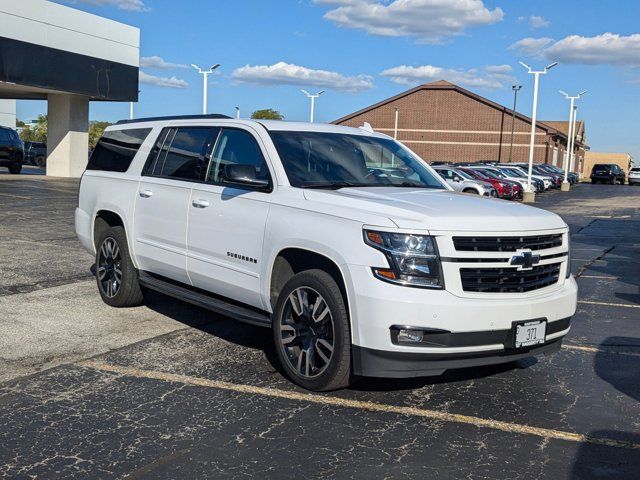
345,263,577,377
353,337,563,378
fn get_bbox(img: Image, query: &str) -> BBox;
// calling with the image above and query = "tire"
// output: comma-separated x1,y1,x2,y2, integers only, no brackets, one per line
95,225,144,307
35,155,46,168
463,188,479,194
272,269,351,391
8,163,22,174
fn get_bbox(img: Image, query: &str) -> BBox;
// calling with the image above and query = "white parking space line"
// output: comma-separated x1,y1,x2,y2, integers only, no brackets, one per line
563,344,640,357
578,275,618,280
80,360,640,451
578,300,640,309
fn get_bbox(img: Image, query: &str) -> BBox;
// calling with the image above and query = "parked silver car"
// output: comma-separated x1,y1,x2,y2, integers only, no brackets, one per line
433,166,497,197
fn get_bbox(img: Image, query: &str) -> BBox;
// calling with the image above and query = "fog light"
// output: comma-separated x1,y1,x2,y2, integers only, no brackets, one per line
397,329,424,343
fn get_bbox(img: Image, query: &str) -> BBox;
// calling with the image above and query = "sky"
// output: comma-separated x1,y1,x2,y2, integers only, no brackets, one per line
18,0,640,160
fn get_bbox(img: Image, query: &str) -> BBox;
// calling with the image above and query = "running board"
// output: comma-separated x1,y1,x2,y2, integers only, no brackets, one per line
139,271,271,328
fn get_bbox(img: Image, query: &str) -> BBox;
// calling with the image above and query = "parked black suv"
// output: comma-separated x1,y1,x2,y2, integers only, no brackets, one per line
590,164,626,184
0,126,24,174
24,141,47,167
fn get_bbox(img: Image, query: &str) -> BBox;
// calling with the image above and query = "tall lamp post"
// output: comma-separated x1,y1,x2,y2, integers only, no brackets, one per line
130,90,141,120
235,106,240,119
559,90,587,191
519,61,558,203
301,89,325,123
508,84,522,163
191,63,220,114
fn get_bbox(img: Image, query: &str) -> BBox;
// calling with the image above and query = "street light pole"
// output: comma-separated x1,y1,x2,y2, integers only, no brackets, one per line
129,89,141,120
519,61,558,203
393,107,399,139
191,63,221,115
235,106,240,119
301,89,325,123
559,90,587,191
508,84,522,163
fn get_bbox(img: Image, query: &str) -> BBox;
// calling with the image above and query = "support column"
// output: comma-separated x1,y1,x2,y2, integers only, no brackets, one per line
46,94,89,178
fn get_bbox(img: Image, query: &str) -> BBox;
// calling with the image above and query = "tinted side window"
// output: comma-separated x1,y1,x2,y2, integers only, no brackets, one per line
146,127,217,182
87,128,151,172
206,128,269,185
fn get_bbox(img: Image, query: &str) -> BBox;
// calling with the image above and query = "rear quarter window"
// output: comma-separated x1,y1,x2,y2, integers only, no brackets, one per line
87,128,152,173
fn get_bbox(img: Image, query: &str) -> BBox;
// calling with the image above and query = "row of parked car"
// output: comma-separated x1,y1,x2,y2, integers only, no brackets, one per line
430,161,579,200
0,125,47,174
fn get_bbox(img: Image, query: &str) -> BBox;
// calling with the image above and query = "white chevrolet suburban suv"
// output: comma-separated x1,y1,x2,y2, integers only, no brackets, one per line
76,114,578,391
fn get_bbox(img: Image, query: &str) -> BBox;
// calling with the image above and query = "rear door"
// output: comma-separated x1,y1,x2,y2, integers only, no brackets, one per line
187,126,272,309
0,129,11,161
134,126,218,285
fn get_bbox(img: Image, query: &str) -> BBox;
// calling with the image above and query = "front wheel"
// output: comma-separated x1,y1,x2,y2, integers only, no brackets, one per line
35,155,46,168
8,163,21,174
272,269,351,391
463,188,479,194
95,226,144,307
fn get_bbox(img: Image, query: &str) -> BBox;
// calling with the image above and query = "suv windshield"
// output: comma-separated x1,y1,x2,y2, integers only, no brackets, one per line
593,165,610,172
269,131,445,189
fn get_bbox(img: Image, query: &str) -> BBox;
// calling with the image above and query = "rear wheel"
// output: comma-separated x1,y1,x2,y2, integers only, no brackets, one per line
8,163,21,174
273,269,351,391
95,226,144,307
35,155,46,168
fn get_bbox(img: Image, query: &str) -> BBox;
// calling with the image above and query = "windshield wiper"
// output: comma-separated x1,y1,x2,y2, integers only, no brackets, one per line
300,181,371,190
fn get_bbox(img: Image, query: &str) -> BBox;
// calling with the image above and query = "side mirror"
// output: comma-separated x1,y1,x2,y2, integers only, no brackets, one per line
453,177,461,182
222,164,270,189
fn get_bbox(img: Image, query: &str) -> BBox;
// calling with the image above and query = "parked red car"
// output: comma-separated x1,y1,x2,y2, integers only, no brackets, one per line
460,167,522,200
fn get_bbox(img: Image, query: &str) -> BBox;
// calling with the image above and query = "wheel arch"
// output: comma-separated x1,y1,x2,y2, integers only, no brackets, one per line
269,247,350,318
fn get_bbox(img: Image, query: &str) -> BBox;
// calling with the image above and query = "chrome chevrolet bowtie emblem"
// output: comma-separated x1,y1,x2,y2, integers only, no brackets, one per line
510,251,541,270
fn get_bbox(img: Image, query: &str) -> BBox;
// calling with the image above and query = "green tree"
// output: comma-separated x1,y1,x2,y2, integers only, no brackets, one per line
89,121,112,149
18,114,47,143
251,109,284,120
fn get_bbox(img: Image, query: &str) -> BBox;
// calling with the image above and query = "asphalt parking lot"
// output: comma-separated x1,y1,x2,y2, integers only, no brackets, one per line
1,167,639,479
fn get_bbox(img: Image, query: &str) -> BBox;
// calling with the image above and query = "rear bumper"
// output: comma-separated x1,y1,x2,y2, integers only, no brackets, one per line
353,337,564,378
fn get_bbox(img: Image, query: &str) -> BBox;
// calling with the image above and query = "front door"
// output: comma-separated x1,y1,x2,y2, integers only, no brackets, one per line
187,127,272,309
134,126,217,284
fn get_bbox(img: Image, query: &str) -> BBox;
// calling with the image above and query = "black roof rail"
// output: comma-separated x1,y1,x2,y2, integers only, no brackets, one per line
115,114,232,125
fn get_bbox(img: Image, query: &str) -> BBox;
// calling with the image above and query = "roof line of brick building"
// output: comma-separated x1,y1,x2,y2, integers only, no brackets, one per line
333,80,586,148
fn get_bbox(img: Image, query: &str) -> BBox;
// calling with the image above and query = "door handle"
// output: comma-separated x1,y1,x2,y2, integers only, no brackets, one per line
139,189,153,198
192,199,210,208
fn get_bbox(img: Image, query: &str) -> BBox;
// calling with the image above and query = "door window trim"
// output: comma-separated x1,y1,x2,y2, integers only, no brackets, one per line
203,126,274,193
142,126,218,183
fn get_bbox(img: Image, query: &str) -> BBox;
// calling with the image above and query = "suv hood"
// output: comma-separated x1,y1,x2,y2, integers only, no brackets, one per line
303,187,566,232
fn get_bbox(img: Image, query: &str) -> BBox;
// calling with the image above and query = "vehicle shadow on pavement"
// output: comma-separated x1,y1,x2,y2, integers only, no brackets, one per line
571,337,640,479
141,289,285,374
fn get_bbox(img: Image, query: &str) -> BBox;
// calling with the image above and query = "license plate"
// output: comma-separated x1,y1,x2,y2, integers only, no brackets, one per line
514,320,546,348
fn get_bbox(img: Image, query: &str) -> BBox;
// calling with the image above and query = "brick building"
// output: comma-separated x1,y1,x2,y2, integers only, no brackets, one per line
334,80,587,172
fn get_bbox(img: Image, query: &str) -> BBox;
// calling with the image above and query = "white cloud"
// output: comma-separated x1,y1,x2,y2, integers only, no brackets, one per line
139,71,188,89
518,15,550,29
545,33,640,66
529,15,550,29
380,64,516,89
140,56,188,69
314,0,503,44
508,37,554,58
68,0,149,12
510,33,640,67
231,61,373,92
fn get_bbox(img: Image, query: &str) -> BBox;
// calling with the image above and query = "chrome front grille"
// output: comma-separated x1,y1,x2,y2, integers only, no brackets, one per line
452,234,563,252
460,263,561,293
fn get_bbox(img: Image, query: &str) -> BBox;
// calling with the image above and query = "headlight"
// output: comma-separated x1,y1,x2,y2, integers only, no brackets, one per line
364,230,444,289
